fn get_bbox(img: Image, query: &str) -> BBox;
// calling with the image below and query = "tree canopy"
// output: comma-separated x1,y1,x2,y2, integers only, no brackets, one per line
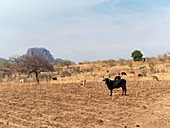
131,50,143,61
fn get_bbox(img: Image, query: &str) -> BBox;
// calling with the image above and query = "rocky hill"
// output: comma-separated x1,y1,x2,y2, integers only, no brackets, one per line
25,47,63,63
0,47,63,64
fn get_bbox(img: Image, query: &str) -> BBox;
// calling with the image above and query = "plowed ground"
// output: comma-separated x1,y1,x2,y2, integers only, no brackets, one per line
0,80,169,128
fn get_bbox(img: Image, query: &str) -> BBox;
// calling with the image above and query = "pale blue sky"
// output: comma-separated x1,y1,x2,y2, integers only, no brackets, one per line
0,0,170,62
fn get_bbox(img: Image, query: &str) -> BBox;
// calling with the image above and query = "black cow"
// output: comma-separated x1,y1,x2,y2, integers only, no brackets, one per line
114,76,121,81
138,74,143,77
121,72,127,75
102,77,127,96
52,77,57,80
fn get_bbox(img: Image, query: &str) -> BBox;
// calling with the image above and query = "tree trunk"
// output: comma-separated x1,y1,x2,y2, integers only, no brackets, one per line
35,71,39,84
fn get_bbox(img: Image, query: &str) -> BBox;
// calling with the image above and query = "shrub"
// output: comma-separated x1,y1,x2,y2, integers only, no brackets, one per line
127,60,133,68
159,57,165,63
119,59,125,66
40,73,52,81
149,61,157,73
61,70,71,77
72,66,81,73
142,70,147,76
102,59,116,67
96,67,101,71
60,60,75,67
162,53,167,58
83,68,93,72
79,61,90,65
139,66,146,70
161,69,166,73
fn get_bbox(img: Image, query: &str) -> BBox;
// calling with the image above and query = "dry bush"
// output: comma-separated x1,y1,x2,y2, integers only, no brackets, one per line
39,73,52,81
119,58,125,66
61,69,71,77
71,66,81,74
161,68,166,73
158,57,165,63
102,59,116,67
82,67,93,73
149,61,157,73
141,69,147,76
127,60,133,68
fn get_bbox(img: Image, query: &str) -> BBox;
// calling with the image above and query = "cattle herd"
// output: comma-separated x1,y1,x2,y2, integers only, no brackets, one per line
18,70,160,97
77,70,160,97
102,71,160,96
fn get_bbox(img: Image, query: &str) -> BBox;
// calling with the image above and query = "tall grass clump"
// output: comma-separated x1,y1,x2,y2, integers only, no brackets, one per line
102,59,116,67
119,58,125,66
127,60,133,68
142,70,147,76
149,61,157,73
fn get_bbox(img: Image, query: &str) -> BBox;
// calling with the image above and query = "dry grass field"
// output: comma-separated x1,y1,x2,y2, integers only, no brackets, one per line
0,78,169,128
0,58,170,128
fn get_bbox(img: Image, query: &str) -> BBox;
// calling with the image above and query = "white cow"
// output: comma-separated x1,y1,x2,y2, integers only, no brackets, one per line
19,79,24,82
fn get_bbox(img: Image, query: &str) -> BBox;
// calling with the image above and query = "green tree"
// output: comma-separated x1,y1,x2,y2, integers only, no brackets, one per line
131,50,143,61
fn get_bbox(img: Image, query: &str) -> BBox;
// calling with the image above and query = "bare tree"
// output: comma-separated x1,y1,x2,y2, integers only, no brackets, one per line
16,54,54,84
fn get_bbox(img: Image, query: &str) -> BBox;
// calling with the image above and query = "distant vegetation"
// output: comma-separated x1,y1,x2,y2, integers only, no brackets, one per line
56,60,76,67
0,48,170,83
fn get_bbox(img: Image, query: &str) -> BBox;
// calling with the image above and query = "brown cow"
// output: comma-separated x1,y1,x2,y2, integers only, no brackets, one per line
79,79,86,87
130,70,135,74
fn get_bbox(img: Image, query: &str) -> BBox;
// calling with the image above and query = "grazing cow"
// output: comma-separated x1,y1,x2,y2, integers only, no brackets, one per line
79,79,86,87
121,72,127,75
153,76,159,81
138,74,143,77
139,66,146,70
19,79,24,82
52,77,57,80
142,58,146,62
102,77,127,96
130,70,135,74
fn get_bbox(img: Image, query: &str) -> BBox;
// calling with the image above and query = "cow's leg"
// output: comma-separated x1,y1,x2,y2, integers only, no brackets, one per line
110,90,112,96
125,88,127,95
124,84,127,95
122,87,124,96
